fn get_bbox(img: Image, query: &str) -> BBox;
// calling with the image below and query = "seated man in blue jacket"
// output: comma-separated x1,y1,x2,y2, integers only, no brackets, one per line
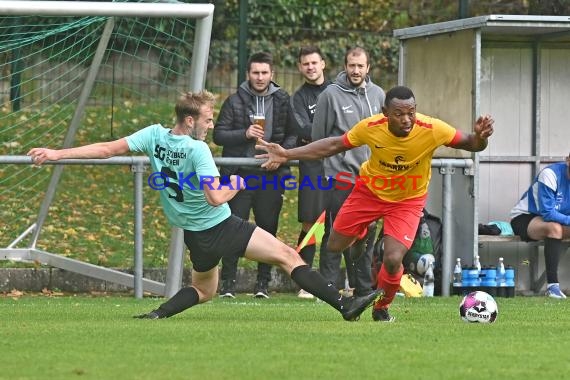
510,153,570,299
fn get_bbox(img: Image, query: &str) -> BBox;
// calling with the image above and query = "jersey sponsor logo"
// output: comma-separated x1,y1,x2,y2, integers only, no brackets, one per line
377,159,420,172
153,144,187,165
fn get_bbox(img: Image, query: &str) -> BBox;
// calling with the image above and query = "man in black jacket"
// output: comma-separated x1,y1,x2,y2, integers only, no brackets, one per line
214,51,298,298
290,46,332,299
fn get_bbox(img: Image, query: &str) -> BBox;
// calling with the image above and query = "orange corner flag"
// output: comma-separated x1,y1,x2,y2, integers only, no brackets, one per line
296,211,326,253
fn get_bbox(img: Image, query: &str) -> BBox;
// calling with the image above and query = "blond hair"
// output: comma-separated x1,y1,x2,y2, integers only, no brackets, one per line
175,90,215,123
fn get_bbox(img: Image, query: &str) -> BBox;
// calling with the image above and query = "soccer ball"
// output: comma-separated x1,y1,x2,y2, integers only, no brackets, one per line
404,252,435,276
459,291,498,323
416,253,435,276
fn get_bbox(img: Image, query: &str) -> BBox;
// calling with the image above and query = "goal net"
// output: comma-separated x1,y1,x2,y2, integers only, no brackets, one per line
0,1,214,296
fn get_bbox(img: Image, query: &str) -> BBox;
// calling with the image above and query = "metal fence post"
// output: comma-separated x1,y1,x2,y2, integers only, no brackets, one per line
132,162,145,299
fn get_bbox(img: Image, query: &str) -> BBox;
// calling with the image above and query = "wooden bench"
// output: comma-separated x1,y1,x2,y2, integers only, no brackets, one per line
478,235,522,243
477,235,570,293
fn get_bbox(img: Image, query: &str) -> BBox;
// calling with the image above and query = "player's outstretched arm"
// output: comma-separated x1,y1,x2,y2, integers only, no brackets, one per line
28,139,130,165
255,136,348,169
449,114,494,152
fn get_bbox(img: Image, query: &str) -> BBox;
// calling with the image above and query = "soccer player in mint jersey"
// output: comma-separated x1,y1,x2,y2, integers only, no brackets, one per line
28,90,380,321
257,86,494,322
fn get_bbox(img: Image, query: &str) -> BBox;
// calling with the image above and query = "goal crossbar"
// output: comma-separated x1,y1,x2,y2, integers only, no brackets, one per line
0,1,214,18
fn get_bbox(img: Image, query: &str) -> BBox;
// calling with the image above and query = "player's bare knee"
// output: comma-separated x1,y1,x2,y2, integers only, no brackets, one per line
279,246,304,269
383,251,406,273
546,222,564,238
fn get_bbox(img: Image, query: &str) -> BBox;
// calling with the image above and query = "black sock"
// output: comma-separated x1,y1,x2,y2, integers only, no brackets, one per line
291,264,343,311
155,286,200,318
545,238,562,283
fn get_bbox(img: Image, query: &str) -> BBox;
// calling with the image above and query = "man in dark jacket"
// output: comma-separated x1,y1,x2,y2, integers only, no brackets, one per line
290,46,332,299
213,51,297,298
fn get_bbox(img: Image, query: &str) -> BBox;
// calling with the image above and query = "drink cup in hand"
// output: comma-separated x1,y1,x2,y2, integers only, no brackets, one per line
253,114,265,141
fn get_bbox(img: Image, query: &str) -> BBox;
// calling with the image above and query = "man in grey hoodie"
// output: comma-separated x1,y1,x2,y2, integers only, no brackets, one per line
312,47,385,297
214,51,298,299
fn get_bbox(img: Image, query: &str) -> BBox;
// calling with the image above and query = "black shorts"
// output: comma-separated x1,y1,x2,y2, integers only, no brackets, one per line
183,215,256,272
510,213,539,242
298,161,326,223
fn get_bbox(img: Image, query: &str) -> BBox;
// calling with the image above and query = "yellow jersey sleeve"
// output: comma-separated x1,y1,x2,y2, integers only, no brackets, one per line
419,114,458,146
345,115,385,148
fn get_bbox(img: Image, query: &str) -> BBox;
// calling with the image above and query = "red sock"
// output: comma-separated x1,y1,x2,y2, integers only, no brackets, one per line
374,264,403,310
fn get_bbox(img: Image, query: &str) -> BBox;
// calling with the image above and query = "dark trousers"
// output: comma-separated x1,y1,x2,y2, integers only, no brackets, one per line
319,181,376,296
220,172,285,284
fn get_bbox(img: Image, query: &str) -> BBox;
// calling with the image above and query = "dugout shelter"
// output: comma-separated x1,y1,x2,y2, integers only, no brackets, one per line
394,15,570,295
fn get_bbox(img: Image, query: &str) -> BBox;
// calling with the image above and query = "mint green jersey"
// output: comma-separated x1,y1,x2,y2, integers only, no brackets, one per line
126,124,231,231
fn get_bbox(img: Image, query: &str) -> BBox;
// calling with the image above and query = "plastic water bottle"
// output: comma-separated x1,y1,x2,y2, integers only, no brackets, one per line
496,257,507,297
474,254,482,273
452,258,462,295
423,261,435,297
473,254,482,289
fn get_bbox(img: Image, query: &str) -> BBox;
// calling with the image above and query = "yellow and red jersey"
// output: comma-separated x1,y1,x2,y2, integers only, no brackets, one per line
343,112,459,202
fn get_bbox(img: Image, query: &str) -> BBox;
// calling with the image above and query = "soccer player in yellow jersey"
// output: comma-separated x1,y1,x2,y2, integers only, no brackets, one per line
257,86,494,322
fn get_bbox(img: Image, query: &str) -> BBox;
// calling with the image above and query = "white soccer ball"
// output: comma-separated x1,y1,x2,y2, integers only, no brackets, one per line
459,291,498,323
415,253,435,276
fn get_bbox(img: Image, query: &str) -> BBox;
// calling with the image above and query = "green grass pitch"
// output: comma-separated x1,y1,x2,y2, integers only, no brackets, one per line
2,294,570,379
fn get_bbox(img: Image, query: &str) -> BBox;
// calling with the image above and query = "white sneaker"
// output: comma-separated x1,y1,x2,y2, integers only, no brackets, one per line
546,283,567,299
297,289,315,299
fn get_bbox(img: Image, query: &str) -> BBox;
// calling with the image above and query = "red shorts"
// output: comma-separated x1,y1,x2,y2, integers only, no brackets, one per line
333,184,426,249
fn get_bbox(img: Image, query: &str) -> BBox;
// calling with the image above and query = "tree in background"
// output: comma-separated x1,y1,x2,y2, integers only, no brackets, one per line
207,0,558,89
528,0,570,14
